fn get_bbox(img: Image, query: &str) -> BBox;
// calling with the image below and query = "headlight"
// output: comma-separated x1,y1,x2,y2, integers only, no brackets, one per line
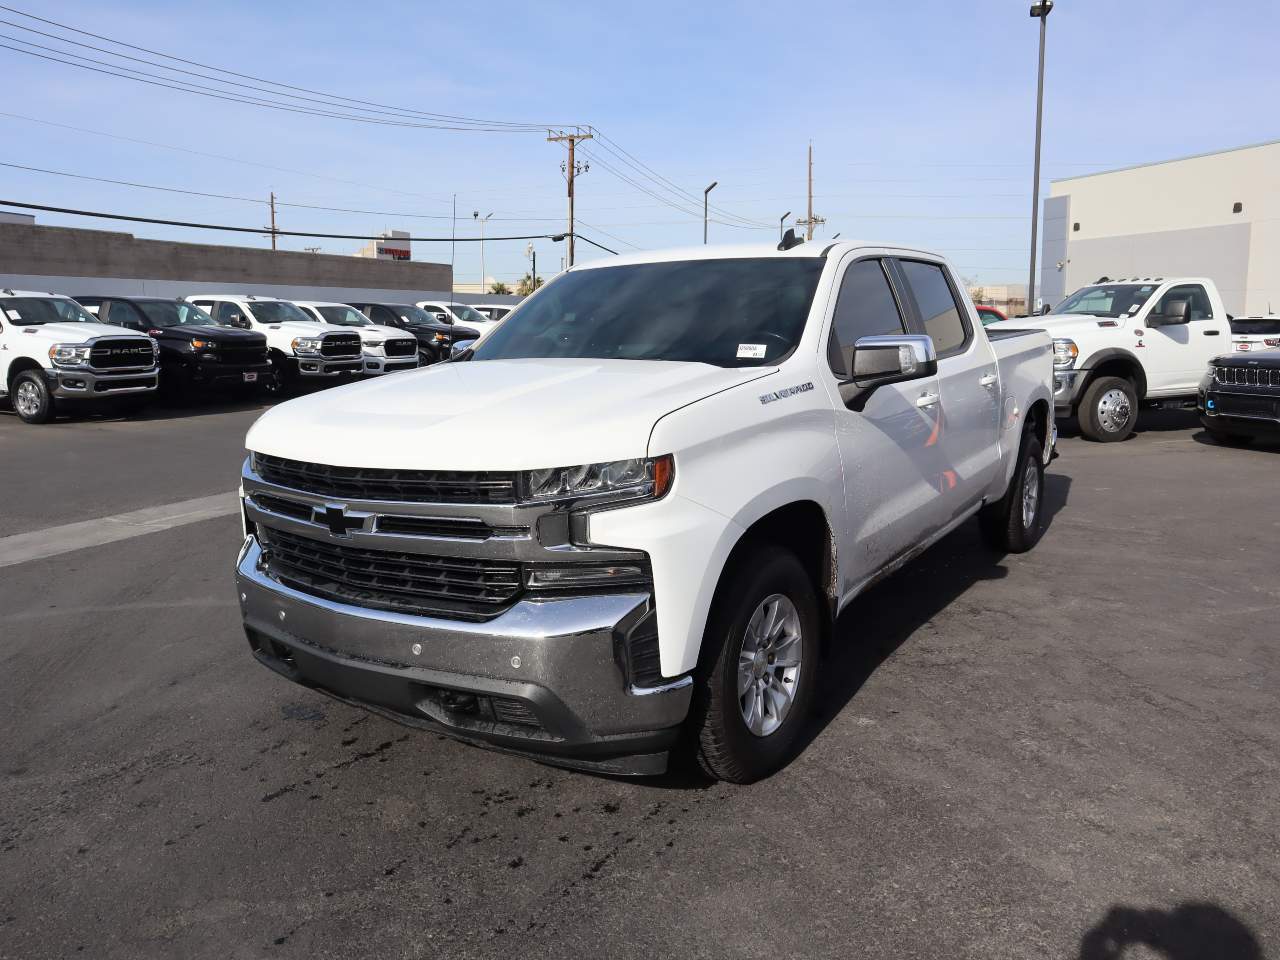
521,455,674,504
292,337,324,356
190,338,217,350
1052,338,1079,369
49,343,91,366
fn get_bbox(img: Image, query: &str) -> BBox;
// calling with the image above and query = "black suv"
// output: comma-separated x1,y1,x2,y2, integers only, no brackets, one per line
74,296,271,396
1199,351,1280,444
346,302,480,364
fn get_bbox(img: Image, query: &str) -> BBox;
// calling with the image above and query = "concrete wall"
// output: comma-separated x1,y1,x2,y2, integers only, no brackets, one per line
0,222,462,304
1046,140,1280,314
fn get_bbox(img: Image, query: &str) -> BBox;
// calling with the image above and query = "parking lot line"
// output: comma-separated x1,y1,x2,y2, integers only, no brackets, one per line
0,491,239,568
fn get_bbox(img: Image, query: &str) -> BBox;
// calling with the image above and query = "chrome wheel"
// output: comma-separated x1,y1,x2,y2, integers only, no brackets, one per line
737,593,803,738
1021,460,1040,530
14,380,42,419
1096,388,1132,434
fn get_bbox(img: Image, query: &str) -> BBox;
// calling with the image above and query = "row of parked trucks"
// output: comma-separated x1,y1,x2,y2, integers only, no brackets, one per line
0,290,512,424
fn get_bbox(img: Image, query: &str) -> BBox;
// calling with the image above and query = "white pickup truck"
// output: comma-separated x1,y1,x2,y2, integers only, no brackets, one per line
185,294,364,392
0,289,159,424
990,277,1230,441
235,242,1054,782
292,301,420,377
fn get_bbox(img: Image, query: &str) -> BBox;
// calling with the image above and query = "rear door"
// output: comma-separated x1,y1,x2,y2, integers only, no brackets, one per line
825,254,948,592
891,258,1002,517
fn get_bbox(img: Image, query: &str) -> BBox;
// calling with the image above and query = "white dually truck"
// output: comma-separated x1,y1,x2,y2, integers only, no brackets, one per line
990,277,1229,442
235,242,1054,782
1,289,159,424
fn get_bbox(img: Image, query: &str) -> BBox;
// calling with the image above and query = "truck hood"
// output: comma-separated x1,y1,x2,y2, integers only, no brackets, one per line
263,320,332,337
8,322,150,345
344,324,415,344
246,358,776,471
987,313,1127,339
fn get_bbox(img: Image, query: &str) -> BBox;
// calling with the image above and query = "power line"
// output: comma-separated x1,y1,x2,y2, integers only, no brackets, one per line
0,4,561,130
0,199,610,244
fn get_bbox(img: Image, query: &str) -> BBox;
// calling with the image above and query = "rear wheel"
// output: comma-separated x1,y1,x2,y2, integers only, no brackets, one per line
1078,375,1137,442
980,426,1045,553
691,545,821,783
12,370,55,424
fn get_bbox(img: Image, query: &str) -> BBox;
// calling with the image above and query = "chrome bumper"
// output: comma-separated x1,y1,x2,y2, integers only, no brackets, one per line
294,356,363,377
362,358,419,375
235,536,691,774
1052,368,1086,414
44,365,159,399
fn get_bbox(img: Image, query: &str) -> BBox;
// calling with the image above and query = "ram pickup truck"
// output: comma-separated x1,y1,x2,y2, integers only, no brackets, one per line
236,243,1054,782
292,301,419,377
1,289,159,424
347,302,482,364
989,277,1228,441
73,295,271,397
185,294,363,393
417,299,500,337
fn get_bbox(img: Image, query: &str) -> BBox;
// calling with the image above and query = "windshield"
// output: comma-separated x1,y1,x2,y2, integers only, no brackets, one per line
1231,317,1280,336
248,301,313,324
471,258,825,367
136,300,218,328
1055,283,1159,318
394,305,441,326
0,296,99,326
316,305,371,327
448,304,488,325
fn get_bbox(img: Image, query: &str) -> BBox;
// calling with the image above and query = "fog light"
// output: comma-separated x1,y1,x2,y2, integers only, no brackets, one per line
524,564,649,589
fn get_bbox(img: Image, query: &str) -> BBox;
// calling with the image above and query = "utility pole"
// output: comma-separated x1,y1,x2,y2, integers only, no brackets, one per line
547,128,593,266
474,211,493,291
267,191,277,251
795,142,825,240
1028,1,1054,314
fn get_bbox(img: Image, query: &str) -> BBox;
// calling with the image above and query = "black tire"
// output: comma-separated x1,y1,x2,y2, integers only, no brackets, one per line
691,544,821,784
980,428,1045,554
264,351,293,396
11,369,55,424
1078,375,1138,442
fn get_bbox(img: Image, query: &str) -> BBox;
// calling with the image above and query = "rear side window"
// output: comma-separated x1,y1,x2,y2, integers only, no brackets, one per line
828,258,905,377
898,260,969,357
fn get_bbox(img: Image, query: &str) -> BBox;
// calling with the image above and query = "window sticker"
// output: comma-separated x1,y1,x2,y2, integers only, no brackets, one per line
737,343,767,359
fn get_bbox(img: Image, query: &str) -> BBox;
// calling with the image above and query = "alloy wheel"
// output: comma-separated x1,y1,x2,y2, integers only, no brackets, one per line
736,593,803,737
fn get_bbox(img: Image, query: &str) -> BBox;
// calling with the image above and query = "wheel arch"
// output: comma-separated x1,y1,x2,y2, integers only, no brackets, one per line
5,356,45,391
1078,348,1147,401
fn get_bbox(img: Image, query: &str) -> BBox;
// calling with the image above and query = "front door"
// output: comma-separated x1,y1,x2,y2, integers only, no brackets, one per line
1141,283,1223,394
824,255,950,597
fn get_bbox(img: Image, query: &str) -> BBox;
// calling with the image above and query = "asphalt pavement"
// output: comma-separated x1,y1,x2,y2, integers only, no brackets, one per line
1,401,1277,959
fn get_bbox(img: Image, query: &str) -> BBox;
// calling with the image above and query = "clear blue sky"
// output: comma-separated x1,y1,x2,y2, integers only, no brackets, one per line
4,0,1277,289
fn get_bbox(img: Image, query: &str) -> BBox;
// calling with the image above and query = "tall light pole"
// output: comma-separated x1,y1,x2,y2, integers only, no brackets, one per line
525,241,537,295
1027,1,1053,314
473,210,493,292
779,211,792,243
703,181,717,244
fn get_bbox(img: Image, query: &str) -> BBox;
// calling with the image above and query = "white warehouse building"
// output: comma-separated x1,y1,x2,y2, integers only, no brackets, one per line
1040,139,1279,316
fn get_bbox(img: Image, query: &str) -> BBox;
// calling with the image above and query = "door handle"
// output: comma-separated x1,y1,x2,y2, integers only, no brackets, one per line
916,391,940,408
979,373,998,387
1204,330,1220,336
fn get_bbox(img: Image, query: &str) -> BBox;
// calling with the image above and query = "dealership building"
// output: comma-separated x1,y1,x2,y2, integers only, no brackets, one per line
1040,139,1279,315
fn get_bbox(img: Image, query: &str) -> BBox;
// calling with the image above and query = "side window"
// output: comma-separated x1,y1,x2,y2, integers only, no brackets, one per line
191,300,215,316
827,258,905,377
213,301,242,324
898,260,970,357
1156,284,1213,321
372,306,397,325
110,302,146,330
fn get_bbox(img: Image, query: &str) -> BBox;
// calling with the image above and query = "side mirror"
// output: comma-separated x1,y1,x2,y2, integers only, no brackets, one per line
1150,299,1189,326
838,334,937,411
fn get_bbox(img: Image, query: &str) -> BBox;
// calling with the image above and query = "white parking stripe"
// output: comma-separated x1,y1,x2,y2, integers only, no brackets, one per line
0,492,239,568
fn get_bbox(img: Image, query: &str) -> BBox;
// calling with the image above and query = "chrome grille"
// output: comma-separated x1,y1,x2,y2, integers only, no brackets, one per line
253,454,517,504
259,526,521,619
1216,365,1280,387
320,333,362,358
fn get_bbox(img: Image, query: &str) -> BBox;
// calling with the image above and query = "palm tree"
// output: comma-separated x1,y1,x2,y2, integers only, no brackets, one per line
515,273,544,296
489,281,511,295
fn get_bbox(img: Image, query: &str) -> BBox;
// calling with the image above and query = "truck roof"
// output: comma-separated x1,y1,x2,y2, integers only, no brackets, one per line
0,288,73,299
570,240,947,271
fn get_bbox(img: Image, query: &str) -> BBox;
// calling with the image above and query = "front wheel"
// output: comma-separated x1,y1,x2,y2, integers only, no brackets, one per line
1078,375,1137,442
12,370,55,424
691,545,821,783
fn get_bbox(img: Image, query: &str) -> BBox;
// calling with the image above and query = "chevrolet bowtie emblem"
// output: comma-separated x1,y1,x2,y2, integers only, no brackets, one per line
317,504,363,537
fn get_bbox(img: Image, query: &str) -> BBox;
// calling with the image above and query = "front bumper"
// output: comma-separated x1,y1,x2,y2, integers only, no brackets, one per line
292,356,364,378
184,359,273,389
1199,387,1280,438
362,357,419,376
44,365,159,399
235,536,692,775
1052,368,1087,415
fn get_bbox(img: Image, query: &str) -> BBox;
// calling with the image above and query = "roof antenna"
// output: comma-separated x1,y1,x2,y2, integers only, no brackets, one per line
777,228,803,251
